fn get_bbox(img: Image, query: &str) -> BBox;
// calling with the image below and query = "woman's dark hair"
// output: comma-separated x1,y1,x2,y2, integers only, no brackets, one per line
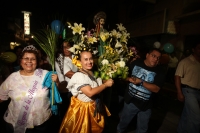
56,40,73,57
61,40,73,50
19,49,40,70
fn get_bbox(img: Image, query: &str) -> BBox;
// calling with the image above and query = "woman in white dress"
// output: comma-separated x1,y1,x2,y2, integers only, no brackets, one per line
0,45,61,133
59,51,114,133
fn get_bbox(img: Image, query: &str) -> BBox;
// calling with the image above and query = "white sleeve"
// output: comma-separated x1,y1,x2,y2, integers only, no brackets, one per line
67,72,90,96
63,62,71,75
96,78,102,85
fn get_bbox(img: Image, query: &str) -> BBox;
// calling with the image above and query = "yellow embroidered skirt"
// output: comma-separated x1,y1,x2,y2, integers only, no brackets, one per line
59,96,111,133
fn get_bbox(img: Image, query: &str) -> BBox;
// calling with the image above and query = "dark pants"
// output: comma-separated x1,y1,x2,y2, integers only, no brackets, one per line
117,102,151,133
59,92,72,121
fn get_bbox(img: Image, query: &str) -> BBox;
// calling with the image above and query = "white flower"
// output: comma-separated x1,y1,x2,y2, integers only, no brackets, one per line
68,46,75,53
119,61,126,67
101,59,109,65
100,32,109,42
93,50,98,55
115,60,125,67
74,44,81,49
71,23,85,35
108,71,114,78
110,29,122,39
116,23,126,31
115,40,122,48
120,31,130,44
116,49,123,54
87,36,97,44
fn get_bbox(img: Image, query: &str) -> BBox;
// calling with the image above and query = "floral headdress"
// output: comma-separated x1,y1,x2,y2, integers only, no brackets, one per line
67,22,98,68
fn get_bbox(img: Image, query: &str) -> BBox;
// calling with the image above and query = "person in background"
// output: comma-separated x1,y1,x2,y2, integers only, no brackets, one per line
117,48,165,133
13,45,24,72
0,45,61,133
55,40,78,121
166,52,178,84
59,50,114,133
175,41,200,133
37,48,52,71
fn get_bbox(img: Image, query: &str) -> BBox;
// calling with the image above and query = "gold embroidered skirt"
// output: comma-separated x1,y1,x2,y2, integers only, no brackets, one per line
59,96,111,133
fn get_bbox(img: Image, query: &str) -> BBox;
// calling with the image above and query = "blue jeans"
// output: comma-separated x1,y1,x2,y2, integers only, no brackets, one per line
177,87,200,133
117,102,151,133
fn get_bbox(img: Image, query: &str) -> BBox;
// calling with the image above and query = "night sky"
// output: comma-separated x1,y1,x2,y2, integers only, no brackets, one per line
1,0,118,32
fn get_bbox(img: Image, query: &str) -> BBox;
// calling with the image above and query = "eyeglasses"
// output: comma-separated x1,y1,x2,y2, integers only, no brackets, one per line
22,58,36,62
63,46,71,49
150,53,160,60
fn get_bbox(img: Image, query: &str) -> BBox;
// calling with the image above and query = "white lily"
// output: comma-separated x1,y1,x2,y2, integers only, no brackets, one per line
68,46,75,53
120,31,130,44
93,50,98,55
115,40,122,48
71,23,85,35
110,29,122,39
100,32,109,42
116,49,123,54
87,36,97,44
116,23,126,31
74,44,81,49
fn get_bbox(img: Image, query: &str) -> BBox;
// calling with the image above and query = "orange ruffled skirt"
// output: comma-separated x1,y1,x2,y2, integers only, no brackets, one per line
59,96,111,133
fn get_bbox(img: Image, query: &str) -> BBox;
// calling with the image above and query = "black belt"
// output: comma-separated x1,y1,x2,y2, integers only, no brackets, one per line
181,84,200,91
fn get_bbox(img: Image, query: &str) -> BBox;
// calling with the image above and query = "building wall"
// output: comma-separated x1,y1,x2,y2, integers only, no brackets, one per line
117,0,200,59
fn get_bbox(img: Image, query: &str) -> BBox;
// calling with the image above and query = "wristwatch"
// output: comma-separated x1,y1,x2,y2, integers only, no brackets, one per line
140,79,144,86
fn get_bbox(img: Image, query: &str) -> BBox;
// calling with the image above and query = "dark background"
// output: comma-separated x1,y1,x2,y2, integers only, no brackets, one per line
0,0,119,32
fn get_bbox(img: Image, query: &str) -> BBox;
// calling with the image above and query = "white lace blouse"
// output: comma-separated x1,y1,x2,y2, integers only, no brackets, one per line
67,72,102,102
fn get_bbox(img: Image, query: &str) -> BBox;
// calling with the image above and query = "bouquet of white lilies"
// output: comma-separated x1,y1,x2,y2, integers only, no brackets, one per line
96,23,136,80
67,22,137,80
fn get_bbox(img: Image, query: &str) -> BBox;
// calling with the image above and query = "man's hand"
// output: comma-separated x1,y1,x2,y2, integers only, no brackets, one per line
177,92,185,102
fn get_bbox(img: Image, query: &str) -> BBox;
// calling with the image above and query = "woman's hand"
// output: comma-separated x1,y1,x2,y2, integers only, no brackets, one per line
103,79,114,87
52,74,59,86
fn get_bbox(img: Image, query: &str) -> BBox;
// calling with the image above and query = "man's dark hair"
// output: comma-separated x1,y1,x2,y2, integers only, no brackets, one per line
148,47,162,54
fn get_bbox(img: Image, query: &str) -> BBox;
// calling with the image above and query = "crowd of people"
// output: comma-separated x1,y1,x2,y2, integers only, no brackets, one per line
0,38,199,133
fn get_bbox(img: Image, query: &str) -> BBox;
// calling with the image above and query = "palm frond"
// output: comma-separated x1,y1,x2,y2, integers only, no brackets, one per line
32,29,58,72
32,29,58,105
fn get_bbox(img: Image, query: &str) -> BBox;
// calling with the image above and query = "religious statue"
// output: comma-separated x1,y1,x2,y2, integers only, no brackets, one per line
93,11,107,56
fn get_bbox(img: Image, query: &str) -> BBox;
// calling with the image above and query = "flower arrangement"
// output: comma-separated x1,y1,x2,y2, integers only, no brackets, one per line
66,22,98,69
67,22,137,80
96,23,137,80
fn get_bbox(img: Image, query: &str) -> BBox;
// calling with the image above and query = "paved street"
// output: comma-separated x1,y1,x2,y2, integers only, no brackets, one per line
103,82,183,133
